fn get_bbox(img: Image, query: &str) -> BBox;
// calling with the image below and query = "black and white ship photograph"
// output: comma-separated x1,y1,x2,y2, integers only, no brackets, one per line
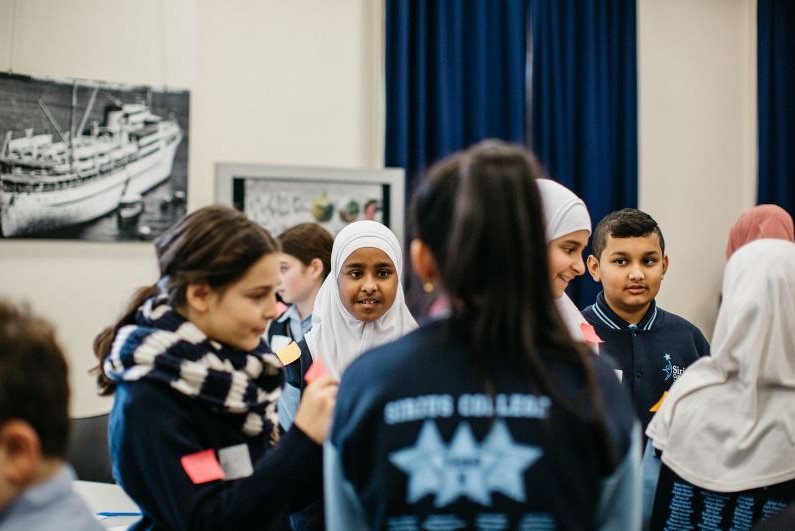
0,72,189,241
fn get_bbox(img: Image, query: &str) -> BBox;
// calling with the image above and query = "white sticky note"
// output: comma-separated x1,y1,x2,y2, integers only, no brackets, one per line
218,444,254,480
270,335,292,352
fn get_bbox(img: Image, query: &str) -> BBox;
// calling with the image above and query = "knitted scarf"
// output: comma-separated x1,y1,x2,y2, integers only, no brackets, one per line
104,293,283,439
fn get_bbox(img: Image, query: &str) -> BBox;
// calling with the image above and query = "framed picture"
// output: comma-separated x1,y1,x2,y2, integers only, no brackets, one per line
0,72,189,241
215,163,406,245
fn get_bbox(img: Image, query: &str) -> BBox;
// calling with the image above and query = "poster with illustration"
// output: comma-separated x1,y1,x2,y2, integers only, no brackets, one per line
216,163,406,245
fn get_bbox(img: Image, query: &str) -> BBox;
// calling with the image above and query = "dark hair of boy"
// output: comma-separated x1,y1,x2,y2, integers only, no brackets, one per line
0,300,69,459
93,205,279,395
278,222,333,279
415,140,616,465
591,208,666,259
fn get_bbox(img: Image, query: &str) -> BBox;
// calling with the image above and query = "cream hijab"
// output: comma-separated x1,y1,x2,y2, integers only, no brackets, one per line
304,221,417,378
646,239,795,492
536,178,592,340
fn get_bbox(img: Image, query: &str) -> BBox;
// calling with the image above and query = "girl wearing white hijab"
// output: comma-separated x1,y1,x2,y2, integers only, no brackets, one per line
304,220,417,378
536,178,601,347
643,239,795,529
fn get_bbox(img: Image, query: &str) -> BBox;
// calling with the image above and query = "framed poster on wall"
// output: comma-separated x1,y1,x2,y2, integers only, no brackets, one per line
215,163,406,245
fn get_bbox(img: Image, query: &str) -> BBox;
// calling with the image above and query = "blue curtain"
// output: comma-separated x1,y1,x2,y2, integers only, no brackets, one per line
529,0,638,309
758,0,795,216
385,0,530,313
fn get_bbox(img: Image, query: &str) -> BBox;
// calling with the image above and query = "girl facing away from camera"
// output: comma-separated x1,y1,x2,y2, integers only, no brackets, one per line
325,140,641,529
93,205,337,531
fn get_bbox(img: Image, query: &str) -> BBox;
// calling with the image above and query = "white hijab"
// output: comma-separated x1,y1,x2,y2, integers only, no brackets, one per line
646,239,795,492
536,178,592,340
304,220,417,378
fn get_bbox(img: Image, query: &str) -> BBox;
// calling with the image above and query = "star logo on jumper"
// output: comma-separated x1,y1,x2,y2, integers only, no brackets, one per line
662,353,673,381
389,419,542,507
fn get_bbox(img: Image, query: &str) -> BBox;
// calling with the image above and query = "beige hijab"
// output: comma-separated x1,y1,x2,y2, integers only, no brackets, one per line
646,239,795,492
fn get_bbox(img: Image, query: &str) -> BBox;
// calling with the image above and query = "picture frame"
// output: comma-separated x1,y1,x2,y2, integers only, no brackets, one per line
215,162,406,245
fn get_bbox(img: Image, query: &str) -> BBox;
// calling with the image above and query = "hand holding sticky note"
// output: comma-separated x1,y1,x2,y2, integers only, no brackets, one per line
305,357,330,384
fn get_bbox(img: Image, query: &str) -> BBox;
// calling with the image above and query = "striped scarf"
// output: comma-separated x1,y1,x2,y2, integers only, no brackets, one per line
104,294,283,439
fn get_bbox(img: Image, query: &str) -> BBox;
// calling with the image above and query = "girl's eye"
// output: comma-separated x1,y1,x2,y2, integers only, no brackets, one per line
644,258,657,266
615,259,627,266
377,270,392,279
348,271,362,279
279,266,288,273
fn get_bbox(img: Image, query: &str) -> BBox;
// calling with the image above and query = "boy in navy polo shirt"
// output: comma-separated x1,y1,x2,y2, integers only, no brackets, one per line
582,208,709,431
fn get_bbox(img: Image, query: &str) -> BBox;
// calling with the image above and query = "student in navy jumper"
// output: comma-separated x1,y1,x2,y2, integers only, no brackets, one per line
93,205,338,531
582,208,709,433
326,141,641,530
266,222,333,432
643,240,795,529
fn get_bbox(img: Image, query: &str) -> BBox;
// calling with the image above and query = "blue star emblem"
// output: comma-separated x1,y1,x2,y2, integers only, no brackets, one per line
389,419,542,507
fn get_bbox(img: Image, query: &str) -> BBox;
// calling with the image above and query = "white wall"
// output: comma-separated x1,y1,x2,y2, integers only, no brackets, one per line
638,0,756,338
0,0,756,414
0,0,382,416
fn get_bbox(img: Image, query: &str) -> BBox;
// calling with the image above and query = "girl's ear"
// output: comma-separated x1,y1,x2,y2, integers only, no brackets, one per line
185,283,212,313
410,239,438,284
309,258,325,280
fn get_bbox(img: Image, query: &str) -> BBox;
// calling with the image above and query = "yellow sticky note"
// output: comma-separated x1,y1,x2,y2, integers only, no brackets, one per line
275,341,301,366
649,391,669,412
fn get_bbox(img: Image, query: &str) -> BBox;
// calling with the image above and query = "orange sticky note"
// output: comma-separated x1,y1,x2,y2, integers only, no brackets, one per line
180,449,226,484
580,323,604,344
305,358,330,384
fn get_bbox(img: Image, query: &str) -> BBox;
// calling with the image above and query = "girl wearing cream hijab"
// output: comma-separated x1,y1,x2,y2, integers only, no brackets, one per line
643,239,795,529
304,220,417,378
536,178,601,348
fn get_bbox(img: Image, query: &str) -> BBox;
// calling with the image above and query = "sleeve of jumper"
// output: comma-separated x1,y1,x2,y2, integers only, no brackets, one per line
112,386,321,531
595,423,642,531
323,440,370,531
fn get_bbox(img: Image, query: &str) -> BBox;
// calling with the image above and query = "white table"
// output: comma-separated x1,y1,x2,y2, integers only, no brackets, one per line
73,480,141,530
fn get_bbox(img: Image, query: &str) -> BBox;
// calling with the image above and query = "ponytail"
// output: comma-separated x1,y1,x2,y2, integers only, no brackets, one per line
92,284,156,396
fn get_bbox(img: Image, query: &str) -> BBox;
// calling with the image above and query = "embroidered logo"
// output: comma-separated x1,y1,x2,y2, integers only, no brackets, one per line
662,353,684,382
389,420,542,507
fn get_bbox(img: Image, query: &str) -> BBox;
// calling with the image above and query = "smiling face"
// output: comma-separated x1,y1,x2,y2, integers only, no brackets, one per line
192,253,281,351
337,247,398,323
547,229,590,299
587,233,668,324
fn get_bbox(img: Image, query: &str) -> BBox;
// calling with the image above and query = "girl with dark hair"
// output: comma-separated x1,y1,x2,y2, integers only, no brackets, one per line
93,205,337,531
325,141,640,529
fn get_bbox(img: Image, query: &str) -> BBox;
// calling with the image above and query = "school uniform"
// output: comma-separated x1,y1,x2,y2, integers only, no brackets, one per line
582,292,709,431
105,294,321,531
0,466,103,531
326,317,642,530
643,240,795,530
267,305,312,431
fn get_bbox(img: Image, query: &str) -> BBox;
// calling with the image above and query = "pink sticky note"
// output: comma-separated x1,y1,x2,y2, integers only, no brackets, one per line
180,449,226,484
305,358,330,384
580,322,604,344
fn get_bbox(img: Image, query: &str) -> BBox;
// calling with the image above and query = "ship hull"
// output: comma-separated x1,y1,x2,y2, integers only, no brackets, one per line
1,125,181,237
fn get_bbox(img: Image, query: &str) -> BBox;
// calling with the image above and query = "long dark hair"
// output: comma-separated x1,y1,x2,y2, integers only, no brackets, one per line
93,205,279,395
412,140,615,465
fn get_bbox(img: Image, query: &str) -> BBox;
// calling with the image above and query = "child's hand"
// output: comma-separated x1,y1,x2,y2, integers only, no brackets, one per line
293,375,338,444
